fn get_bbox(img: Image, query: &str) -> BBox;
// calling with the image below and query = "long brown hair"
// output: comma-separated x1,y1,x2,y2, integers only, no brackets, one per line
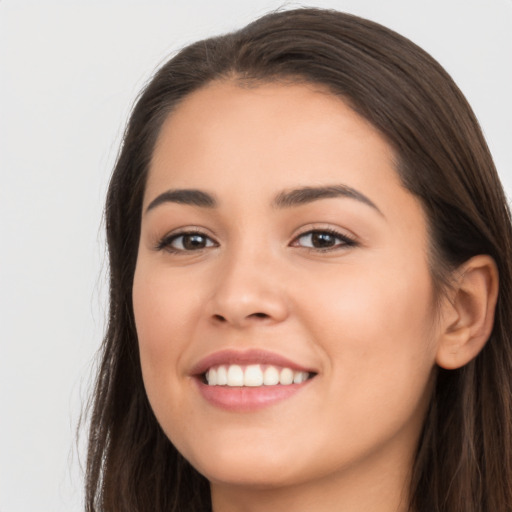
85,8,512,511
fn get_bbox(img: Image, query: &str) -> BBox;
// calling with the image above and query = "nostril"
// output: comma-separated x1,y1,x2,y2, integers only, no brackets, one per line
211,310,277,326
250,312,270,319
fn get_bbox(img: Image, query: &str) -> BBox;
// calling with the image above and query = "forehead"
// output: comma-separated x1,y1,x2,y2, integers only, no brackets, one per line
150,80,394,172
146,80,415,220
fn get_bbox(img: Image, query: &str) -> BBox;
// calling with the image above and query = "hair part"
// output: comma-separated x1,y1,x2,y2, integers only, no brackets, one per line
85,7,512,511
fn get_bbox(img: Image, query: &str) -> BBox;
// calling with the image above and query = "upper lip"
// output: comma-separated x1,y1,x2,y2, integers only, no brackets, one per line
190,348,317,376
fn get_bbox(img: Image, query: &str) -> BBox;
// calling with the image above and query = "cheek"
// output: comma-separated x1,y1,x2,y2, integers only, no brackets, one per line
132,264,196,389
132,263,205,447
340,247,433,338
298,253,438,416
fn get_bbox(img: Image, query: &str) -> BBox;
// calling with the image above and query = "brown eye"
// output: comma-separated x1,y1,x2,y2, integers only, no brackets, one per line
294,230,356,250
159,232,217,252
310,232,337,248
179,234,210,250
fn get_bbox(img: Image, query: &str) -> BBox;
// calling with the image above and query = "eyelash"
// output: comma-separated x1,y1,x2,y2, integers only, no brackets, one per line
156,228,358,254
292,228,358,252
155,230,217,253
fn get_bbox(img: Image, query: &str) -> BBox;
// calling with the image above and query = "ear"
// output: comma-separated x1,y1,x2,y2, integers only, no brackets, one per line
436,255,499,370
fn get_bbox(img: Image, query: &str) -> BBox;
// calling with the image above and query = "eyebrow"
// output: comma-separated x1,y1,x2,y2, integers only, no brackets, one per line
146,189,217,212
145,184,382,215
272,185,382,214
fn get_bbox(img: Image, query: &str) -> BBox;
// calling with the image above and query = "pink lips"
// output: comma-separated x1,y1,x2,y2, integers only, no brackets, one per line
190,349,316,412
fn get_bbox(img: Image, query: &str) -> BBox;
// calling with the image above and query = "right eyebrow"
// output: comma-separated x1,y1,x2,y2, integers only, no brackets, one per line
145,189,217,213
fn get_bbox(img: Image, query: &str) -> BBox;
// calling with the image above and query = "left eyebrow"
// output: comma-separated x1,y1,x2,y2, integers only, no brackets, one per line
272,185,383,215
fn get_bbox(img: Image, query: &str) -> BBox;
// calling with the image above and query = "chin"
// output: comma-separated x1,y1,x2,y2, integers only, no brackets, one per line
185,444,308,489
201,465,301,490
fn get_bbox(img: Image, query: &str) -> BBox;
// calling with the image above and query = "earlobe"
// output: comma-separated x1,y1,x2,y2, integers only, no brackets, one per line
436,255,499,370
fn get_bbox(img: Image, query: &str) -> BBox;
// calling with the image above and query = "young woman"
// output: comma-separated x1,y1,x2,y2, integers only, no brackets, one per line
85,8,512,512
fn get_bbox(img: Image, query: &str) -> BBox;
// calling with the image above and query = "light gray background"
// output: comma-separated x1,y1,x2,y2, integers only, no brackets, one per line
1,1,511,510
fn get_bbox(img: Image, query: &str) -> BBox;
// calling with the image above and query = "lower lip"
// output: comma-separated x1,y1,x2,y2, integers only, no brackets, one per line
195,379,312,412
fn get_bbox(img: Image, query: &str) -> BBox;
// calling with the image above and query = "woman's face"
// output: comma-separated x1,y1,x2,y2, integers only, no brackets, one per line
133,81,442,492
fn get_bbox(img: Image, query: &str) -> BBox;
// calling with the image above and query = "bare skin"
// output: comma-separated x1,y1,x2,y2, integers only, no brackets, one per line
132,81,498,512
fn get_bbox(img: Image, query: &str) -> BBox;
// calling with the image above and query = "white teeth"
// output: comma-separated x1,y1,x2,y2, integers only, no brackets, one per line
227,364,244,386
206,367,217,385
216,365,227,385
244,364,264,387
279,368,294,385
205,364,310,387
263,366,280,385
293,371,308,384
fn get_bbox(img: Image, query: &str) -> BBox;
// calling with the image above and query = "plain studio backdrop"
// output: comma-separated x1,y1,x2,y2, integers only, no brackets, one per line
0,0,510,510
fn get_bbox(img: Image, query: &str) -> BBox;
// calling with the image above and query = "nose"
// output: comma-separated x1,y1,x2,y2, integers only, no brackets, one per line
207,247,290,328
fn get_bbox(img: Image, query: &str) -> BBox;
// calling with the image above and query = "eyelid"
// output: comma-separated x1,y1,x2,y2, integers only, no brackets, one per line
155,227,219,253
153,224,358,254
290,225,358,251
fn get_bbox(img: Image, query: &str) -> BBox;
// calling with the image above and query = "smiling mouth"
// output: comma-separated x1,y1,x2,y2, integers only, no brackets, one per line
203,364,315,387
